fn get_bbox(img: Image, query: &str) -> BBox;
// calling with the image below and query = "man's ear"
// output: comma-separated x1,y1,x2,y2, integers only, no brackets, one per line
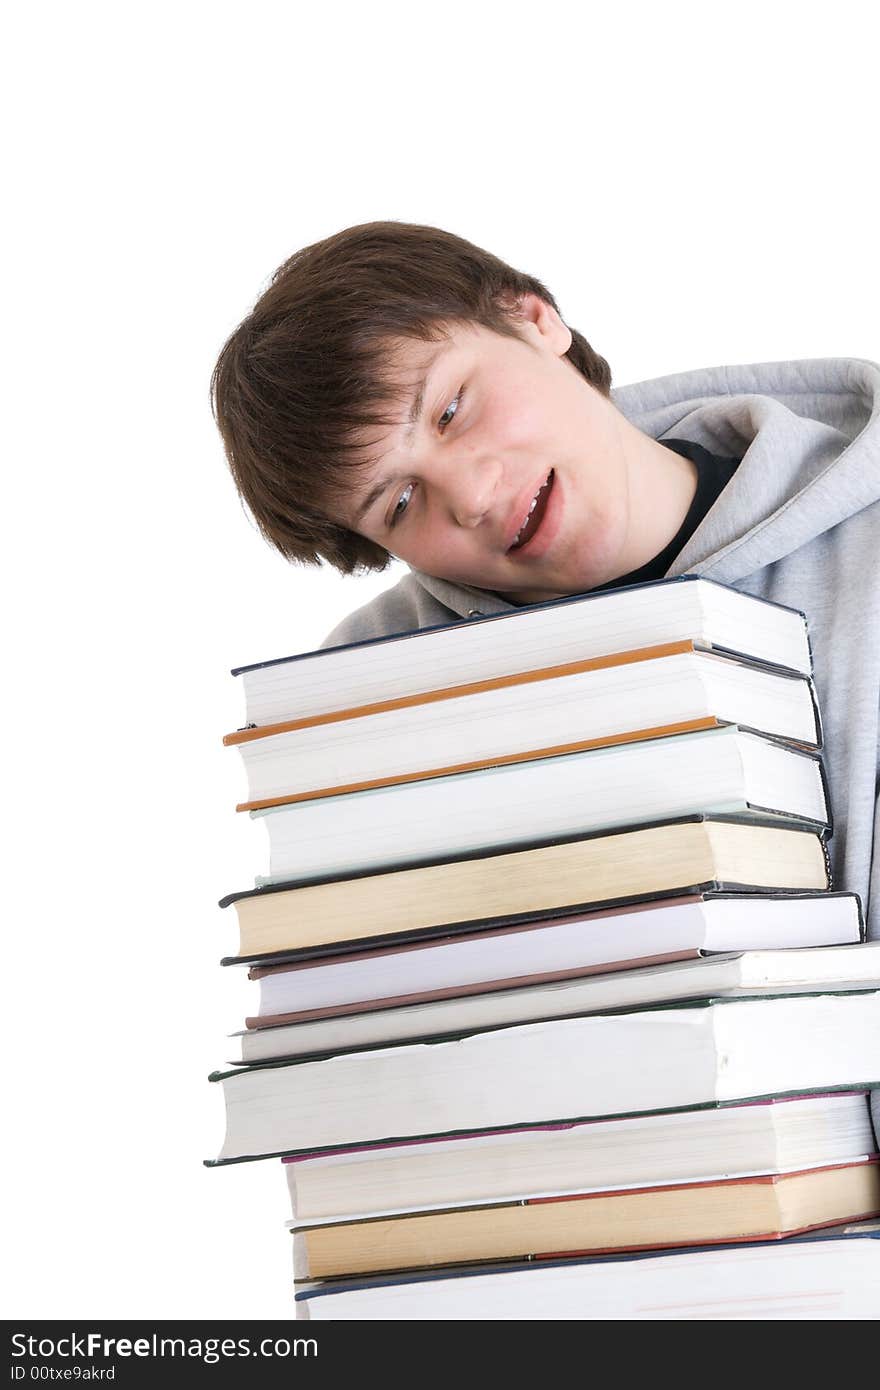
516,292,573,357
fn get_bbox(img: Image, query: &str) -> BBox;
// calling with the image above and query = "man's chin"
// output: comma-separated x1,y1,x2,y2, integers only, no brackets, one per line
496,582,573,606
419,561,581,607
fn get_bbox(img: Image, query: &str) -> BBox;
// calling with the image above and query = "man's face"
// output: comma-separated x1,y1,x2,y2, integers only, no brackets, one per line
340,297,637,603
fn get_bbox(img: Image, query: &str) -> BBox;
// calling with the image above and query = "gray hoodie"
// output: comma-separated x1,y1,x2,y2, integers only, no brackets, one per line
324,357,880,939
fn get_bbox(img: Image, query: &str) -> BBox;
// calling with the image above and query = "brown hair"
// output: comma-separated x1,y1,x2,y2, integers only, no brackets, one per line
211,221,612,573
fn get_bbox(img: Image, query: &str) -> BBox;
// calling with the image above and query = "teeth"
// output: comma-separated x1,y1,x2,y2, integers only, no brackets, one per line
512,477,549,546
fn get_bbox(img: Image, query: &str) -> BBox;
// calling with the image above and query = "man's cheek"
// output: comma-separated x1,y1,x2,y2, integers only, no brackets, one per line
486,394,537,450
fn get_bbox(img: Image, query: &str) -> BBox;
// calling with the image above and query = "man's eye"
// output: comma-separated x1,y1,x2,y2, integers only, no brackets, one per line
390,482,415,527
438,388,464,432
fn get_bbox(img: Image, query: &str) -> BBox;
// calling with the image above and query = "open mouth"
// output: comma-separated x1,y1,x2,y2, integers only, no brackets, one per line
508,470,555,551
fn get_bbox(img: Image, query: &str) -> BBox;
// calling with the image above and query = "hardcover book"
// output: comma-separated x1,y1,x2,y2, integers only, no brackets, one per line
293,1225,880,1320
207,991,880,1162
233,576,813,727
291,1159,880,1279
282,1092,876,1224
225,642,821,809
250,726,830,882
220,816,832,963
244,891,862,1021
233,941,880,1065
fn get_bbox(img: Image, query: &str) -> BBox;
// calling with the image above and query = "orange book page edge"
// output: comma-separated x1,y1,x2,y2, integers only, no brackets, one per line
223,640,698,745
235,716,722,812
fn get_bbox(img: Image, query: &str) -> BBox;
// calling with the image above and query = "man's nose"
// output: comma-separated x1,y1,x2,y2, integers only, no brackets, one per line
444,456,502,529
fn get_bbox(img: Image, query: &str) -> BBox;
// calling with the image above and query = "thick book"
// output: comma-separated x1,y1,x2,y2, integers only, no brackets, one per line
225,643,821,810
244,892,864,1025
290,1159,880,1279
293,1224,880,1320
206,991,880,1162
232,576,813,728
251,726,829,884
282,1093,876,1225
232,942,880,1064
220,817,832,964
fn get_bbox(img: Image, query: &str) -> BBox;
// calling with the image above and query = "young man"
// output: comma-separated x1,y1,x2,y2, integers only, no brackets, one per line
212,221,880,963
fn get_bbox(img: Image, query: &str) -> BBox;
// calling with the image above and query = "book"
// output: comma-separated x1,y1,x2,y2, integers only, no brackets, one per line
207,991,880,1161
233,576,813,728
225,643,821,810
232,942,880,1064
244,891,864,1024
220,817,831,963
250,727,829,884
290,1158,880,1279
282,1093,876,1224
293,1224,880,1320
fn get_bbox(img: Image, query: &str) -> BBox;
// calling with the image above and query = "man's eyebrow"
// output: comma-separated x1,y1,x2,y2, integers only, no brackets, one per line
353,476,392,525
404,369,432,443
352,349,446,525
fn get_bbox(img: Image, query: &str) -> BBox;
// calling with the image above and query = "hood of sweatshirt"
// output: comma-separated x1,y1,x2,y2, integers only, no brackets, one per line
408,356,880,618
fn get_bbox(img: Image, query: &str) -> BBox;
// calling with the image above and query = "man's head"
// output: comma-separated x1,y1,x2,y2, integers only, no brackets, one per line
211,221,613,583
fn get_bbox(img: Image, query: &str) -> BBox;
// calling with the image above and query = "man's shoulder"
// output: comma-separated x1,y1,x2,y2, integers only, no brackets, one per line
321,572,463,649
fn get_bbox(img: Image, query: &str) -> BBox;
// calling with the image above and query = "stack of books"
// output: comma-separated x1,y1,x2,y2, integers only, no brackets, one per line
208,576,880,1319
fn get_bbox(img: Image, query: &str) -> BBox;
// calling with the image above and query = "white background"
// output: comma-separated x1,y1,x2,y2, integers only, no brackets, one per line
3,1,879,1318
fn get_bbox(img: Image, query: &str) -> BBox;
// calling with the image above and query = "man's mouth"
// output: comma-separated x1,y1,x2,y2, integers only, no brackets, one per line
507,470,555,551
